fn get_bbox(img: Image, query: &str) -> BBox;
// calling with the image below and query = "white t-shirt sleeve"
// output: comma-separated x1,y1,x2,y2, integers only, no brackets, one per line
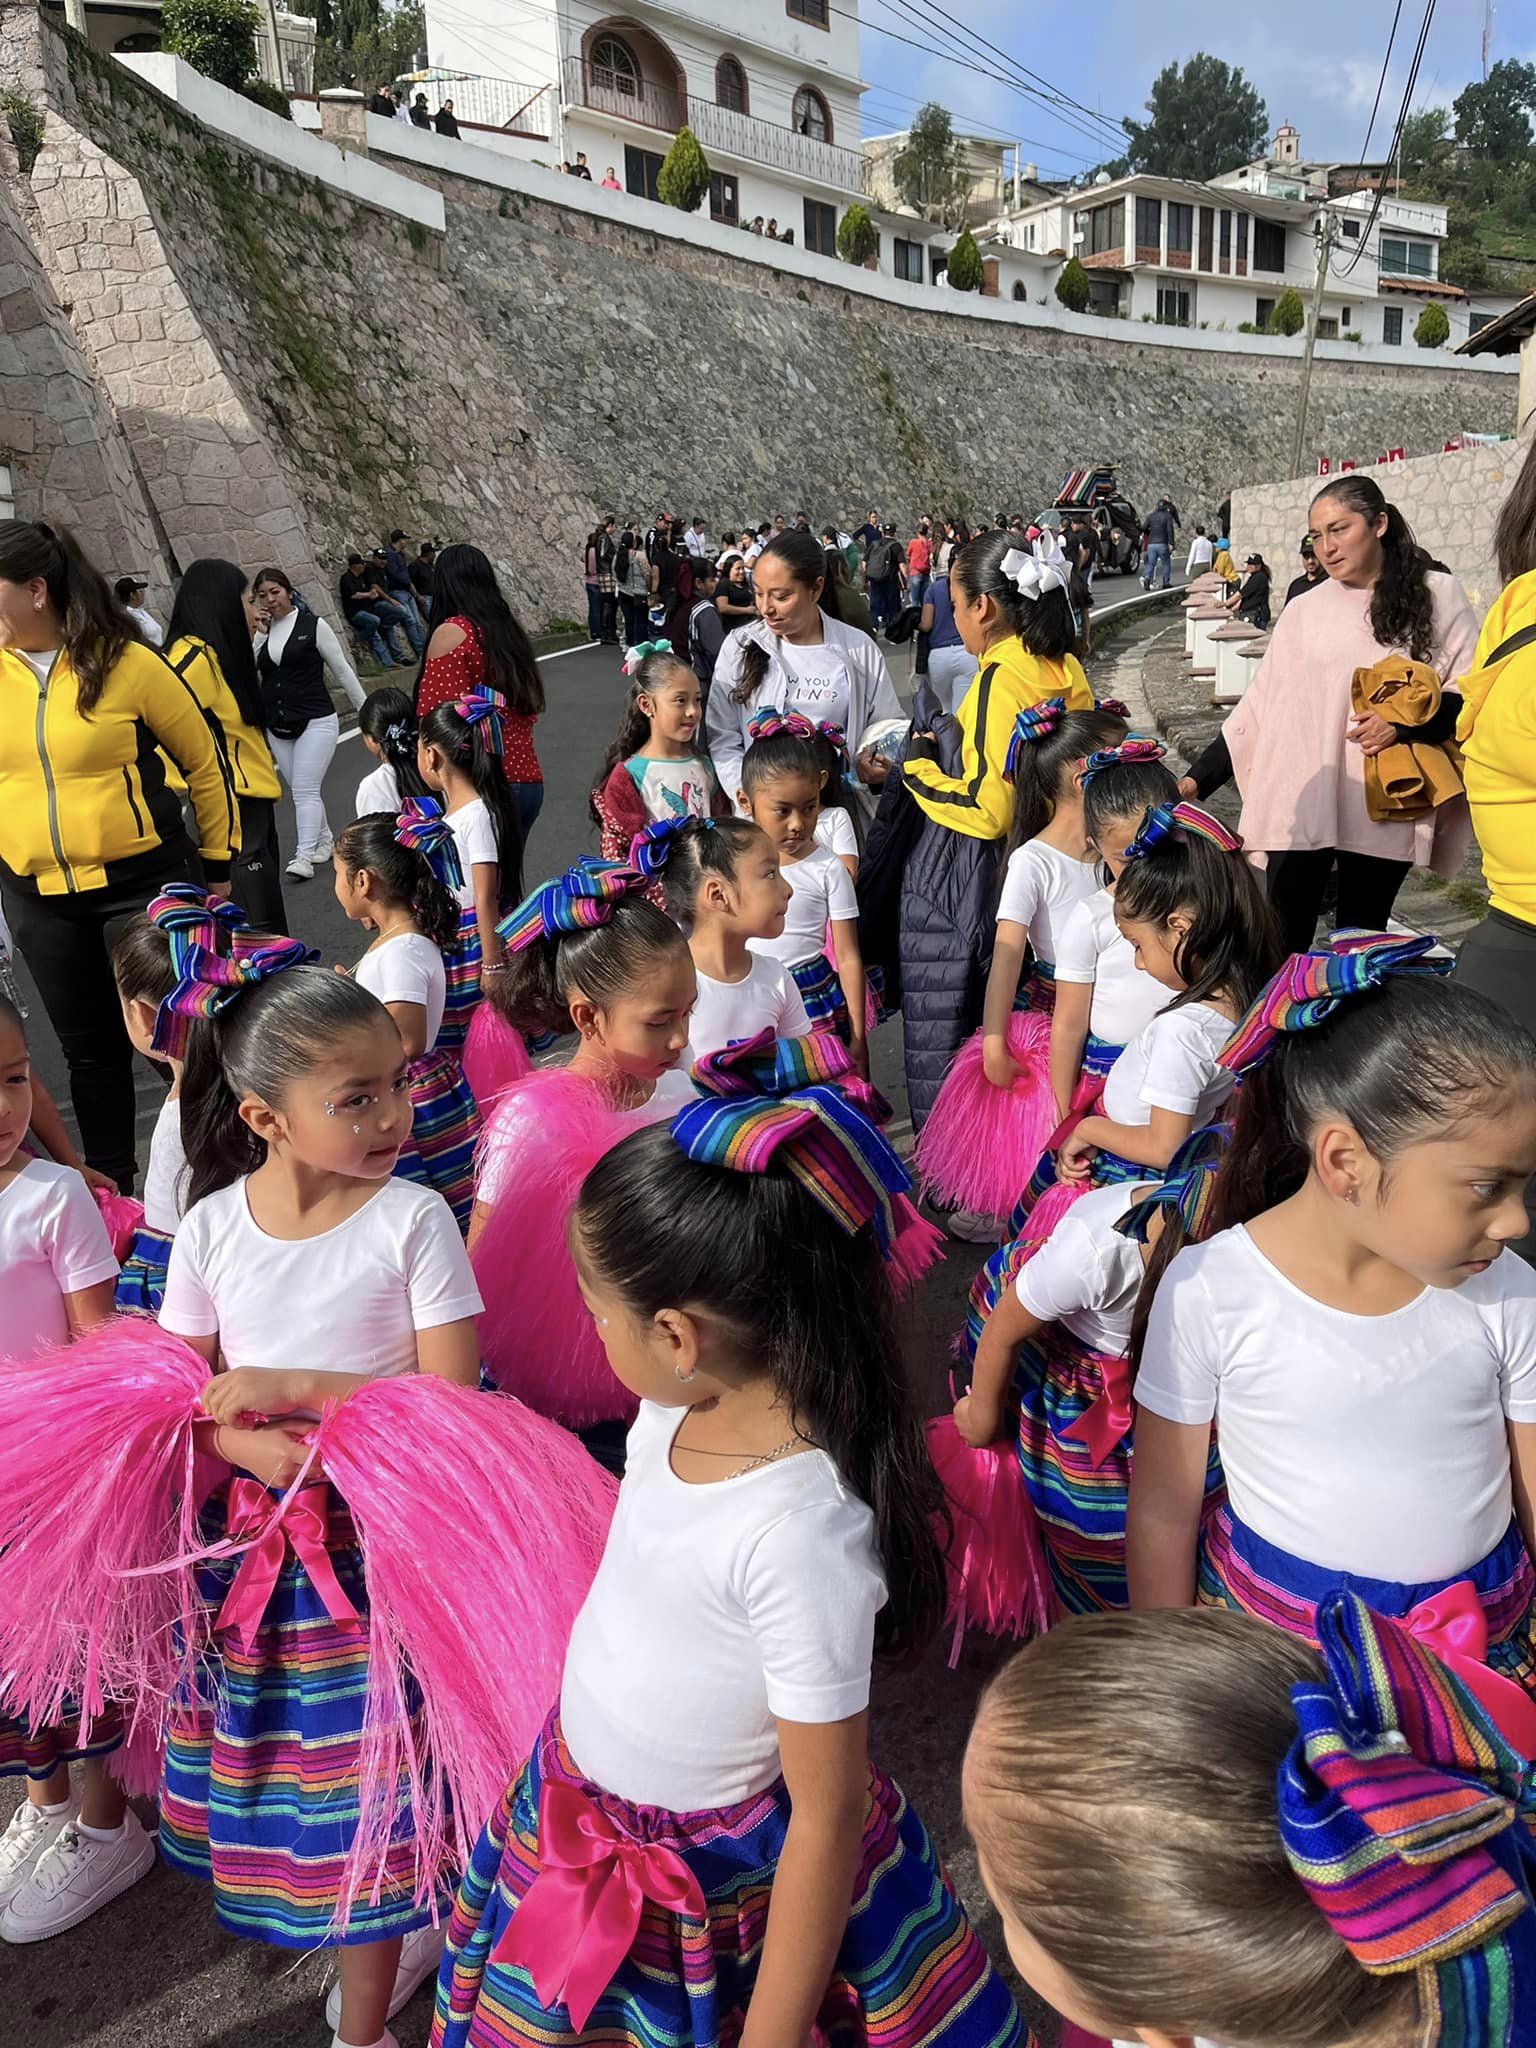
996,845,1045,930
402,1194,484,1328
741,1498,885,1723
775,967,812,1040
1133,1249,1221,1426
1017,1208,1111,1324
355,940,435,1013
1053,896,1100,984
159,1207,220,1337
1138,1010,1222,1115
43,1173,119,1294
816,807,858,859
1494,1253,1536,1422
456,805,500,873
824,856,858,923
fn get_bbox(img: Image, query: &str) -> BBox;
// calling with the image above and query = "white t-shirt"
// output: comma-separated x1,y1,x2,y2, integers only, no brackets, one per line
685,954,811,1071
814,806,858,861
354,761,400,819
353,931,446,1054
1017,1181,1147,1353
560,1400,887,1807
160,1177,482,1377
1100,1001,1235,1130
1137,1229,1536,1582
996,840,1100,966
143,1093,190,1236
445,796,499,909
747,846,858,972
0,1159,118,1362
1054,889,1170,1049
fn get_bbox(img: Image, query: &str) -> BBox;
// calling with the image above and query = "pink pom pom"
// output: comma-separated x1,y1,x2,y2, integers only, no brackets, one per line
472,1071,642,1427
927,1414,1054,1655
92,1187,145,1263
312,1376,616,1921
1020,1176,1090,1243
916,1010,1060,1215
461,1002,532,1114
0,1322,212,1750
887,1194,944,1294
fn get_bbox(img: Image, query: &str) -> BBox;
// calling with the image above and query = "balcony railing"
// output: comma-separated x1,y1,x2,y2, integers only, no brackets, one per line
559,57,862,193
408,73,553,138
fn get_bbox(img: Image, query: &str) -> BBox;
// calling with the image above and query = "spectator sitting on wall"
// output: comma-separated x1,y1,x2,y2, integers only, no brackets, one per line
383,528,427,643
434,98,460,137
1229,553,1272,629
367,84,395,120
114,574,163,647
766,218,779,240
749,216,765,234
339,552,415,668
1285,535,1328,605
780,227,794,245
570,151,593,180
410,93,431,128
601,164,621,190
409,541,436,606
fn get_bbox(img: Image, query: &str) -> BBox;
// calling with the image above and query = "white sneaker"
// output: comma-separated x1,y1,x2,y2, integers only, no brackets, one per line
0,1799,75,1911
286,854,315,880
1,1808,154,1942
324,1920,446,2030
946,1206,1006,1244
330,2030,398,2048
315,829,335,862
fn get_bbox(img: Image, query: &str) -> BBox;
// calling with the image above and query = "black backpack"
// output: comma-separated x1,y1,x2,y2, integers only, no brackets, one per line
867,539,894,581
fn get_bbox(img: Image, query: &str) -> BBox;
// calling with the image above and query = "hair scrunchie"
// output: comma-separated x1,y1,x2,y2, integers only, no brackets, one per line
147,885,314,1057
813,720,849,769
498,856,644,952
622,639,674,676
1002,697,1067,783
1121,800,1243,862
1078,737,1167,785
1094,696,1131,719
394,795,464,895
1218,931,1451,1076
747,709,817,744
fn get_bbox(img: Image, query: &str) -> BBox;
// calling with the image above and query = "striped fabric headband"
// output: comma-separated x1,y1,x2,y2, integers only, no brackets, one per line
691,1024,897,1126
453,690,506,755
394,795,464,895
1279,1589,1536,2045
1093,696,1130,719
1003,697,1067,783
1122,800,1243,861
1078,737,1166,785
498,856,644,952
1116,1123,1228,1245
746,709,817,744
1219,932,1451,1077
627,815,710,880
147,885,314,1057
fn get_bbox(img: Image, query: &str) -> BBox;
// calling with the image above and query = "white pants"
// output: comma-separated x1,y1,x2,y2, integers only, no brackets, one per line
926,644,974,717
269,713,338,861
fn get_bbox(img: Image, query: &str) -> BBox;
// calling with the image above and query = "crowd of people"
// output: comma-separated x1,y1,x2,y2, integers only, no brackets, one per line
0,440,1534,2048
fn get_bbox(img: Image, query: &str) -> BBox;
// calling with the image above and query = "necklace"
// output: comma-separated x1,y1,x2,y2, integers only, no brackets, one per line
676,1429,807,1479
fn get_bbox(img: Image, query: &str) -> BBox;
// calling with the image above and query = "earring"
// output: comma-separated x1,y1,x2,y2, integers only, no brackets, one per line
1344,1184,1360,1206
674,1362,696,1383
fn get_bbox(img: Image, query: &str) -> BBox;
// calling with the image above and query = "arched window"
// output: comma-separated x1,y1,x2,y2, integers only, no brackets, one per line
792,86,831,143
715,56,748,114
590,34,639,96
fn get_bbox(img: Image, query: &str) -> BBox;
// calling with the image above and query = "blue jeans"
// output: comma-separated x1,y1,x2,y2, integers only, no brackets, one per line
585,584,604,639
388,586,426,646
373,593,423,656
348,608,396,666
1143,542,1172,589
907,572,930,614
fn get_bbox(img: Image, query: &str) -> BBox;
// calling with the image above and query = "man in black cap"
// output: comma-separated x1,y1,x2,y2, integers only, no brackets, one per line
114,574,162,647
1285,535,1327,606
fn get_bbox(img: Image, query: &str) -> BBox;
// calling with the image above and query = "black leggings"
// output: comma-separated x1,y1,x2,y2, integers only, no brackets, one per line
1264,848,1412,956
231,796,288,935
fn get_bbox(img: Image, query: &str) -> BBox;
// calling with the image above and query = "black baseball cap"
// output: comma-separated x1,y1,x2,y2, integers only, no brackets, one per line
114,574,147,599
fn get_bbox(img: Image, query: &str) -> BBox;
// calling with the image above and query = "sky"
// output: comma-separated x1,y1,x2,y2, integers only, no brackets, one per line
855,0,1519,181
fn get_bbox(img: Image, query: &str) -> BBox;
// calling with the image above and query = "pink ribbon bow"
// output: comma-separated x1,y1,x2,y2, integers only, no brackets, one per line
214,1478,360,1650
1403,1580,1536,1756
491,1780,706,2026
1059,1354,1134,1470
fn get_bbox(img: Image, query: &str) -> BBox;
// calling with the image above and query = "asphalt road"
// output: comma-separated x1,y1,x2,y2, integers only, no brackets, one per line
7,629,1065,2047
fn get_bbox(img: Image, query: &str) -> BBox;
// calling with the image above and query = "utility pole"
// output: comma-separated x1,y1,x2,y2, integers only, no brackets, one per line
1289,210,1338,481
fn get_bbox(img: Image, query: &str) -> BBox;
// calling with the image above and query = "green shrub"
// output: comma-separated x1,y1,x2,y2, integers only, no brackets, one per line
947,225,983,292
0,89,44,174
1267,287,1305,335
240,78,292,120
1414,301,1450,348
1236,319,1259,332
656,126,709,213
162,0,259,92
1054,254,1090,312
836,203,878,266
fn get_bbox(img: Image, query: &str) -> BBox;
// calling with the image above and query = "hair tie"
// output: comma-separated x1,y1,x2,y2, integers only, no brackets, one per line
1003,697,1066,782
498,856,644,951
1278,1589,1536,2045
1078,737,1167,785
622,639,673,676
453,690,506,755
1094,696,1130,719
146,885,313,1057
1218,932,1451,1076
627,814,709,880
383,717,416,752
1000,539,1070,603
1122,800,1243,862
746,709,816,744
1116,1124,1228,1244
394,794,464,895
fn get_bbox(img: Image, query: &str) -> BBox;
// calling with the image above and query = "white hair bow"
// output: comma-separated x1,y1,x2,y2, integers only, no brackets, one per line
1000,539,1071,603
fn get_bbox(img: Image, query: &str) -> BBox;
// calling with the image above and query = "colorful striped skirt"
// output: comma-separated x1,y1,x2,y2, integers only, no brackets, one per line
1004,1136,1142,1245
0,1706,123,1781
159,1480,439,1949
1199,1507,1536,1690
789,950,849,1031
439,907,484,1055
431,1712,1024,2048
114,1223,175,1315
395,1046,481,1235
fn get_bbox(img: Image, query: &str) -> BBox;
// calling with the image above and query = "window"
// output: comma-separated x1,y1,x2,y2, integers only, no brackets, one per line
1083,199,1123,256
1470,310,1494,335
709,170,738,225
1339,306,1350,324
930,248,947,285
1156,284,1192,326
1198,206,1213,269
1252,218,1286,271
1088,276,1121,316
1236,212,1249,260
893,237,925,283
624,146,663,201
714,56,747,114
1134,195,1161,249
787,0,829,22
1167,202,1192,254
1219,209,1231,259
1383,305,1403,346
792,86,831,142
591,35,639,96
1380,235,1434,279
803,198,836,255
1342,217,1361,240
1255,297,1275,328
1023,221,1036,249
1317,316,1339,340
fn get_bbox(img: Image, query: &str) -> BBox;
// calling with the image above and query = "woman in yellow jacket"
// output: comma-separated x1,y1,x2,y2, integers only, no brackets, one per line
898,531,1094,1126
164,558,288,933
0,521,235,1190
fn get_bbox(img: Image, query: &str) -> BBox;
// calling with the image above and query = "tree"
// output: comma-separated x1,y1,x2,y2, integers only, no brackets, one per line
657,126,710,213
162,0,259,91
836,202,879,266
288,1,425,91
1454,60,1536,161
1055,255,1090,312
946,225,984,292
1414,301,1450,349
1267,287,1305,336
1121,55,1268,180
1441,197,1491,291
1396,105,1451,186
890,102,966,226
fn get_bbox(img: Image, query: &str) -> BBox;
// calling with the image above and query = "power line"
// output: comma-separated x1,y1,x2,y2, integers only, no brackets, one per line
1351,0,1406,172
874,0,1128,149
1334,0,1439,277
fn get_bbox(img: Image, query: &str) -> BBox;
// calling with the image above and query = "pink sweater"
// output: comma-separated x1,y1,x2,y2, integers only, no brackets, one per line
1224,571,1477,875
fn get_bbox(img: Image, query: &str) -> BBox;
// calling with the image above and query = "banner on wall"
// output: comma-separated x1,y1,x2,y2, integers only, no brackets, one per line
1388,447,1405,463
1317,457,1332,476
1340,459,1358,472
1444,437,1464,453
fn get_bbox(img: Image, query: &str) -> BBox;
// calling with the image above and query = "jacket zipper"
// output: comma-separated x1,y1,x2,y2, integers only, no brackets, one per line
121,764,146,837
34,655,75,893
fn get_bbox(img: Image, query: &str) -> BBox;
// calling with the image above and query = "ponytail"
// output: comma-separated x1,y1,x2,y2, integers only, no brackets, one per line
1004,706,1128,857
489,893,687,1040
419,698,524,906
0,519,130,715
1113,819,1282,1014
358,687,430,805
656,816,765,930
729,529,829,706
588,650,696,827
334,813,459,951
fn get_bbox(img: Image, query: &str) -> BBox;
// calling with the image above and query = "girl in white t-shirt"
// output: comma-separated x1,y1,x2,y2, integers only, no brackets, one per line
334,803,481,1234
353,686,429,820
589,645,727,878
964,1600,1507,2048
738,711,868,1071
0,991,147,1948
432,1079,1022,2048
469,857,698,1439
916,701,1126,1231
1131,939,1536,1692
155,941,483,2048
418,693,522,1053
807,718,861,880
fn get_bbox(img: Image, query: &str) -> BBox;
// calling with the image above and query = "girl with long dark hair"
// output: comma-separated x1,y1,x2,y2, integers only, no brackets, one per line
418,695,522,1055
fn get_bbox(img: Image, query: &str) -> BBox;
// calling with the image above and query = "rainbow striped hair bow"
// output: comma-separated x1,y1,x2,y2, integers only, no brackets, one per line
628,815,708,880
394,795,464,895
1278,1589,1536,2045
147,885,314,1057
1002,697,1066,784
453,690,506,755
1218,932,1450,1077
813,720,849,768
1115,1123,1228,1245
746,709,817,744
1078,737,1166,785
1122,800,1243,862
1094,696,1130,719
498,857,643,953
689,1024,895,1126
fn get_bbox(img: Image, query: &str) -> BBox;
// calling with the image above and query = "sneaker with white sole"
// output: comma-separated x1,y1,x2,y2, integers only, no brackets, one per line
330,2030,398,2048
315,829,335,862
324,1920,445,2031
1,1808,154,1942
285,855,315,881
946,1206,1007,1244
0,1800,75,1912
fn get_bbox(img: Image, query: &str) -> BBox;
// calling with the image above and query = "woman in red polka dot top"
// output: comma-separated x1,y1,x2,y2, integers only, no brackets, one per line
414,542,547,842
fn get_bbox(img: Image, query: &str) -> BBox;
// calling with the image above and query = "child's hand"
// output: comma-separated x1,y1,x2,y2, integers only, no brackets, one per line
953,1391,1004,1449
222,1421,311,1491
982,1035,1020,1091
847,1038,870,1080
1056,1129,1097,1182
201,1367,306,1426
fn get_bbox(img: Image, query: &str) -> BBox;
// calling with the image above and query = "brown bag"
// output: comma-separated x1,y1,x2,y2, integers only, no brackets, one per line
1351,655,1464,822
